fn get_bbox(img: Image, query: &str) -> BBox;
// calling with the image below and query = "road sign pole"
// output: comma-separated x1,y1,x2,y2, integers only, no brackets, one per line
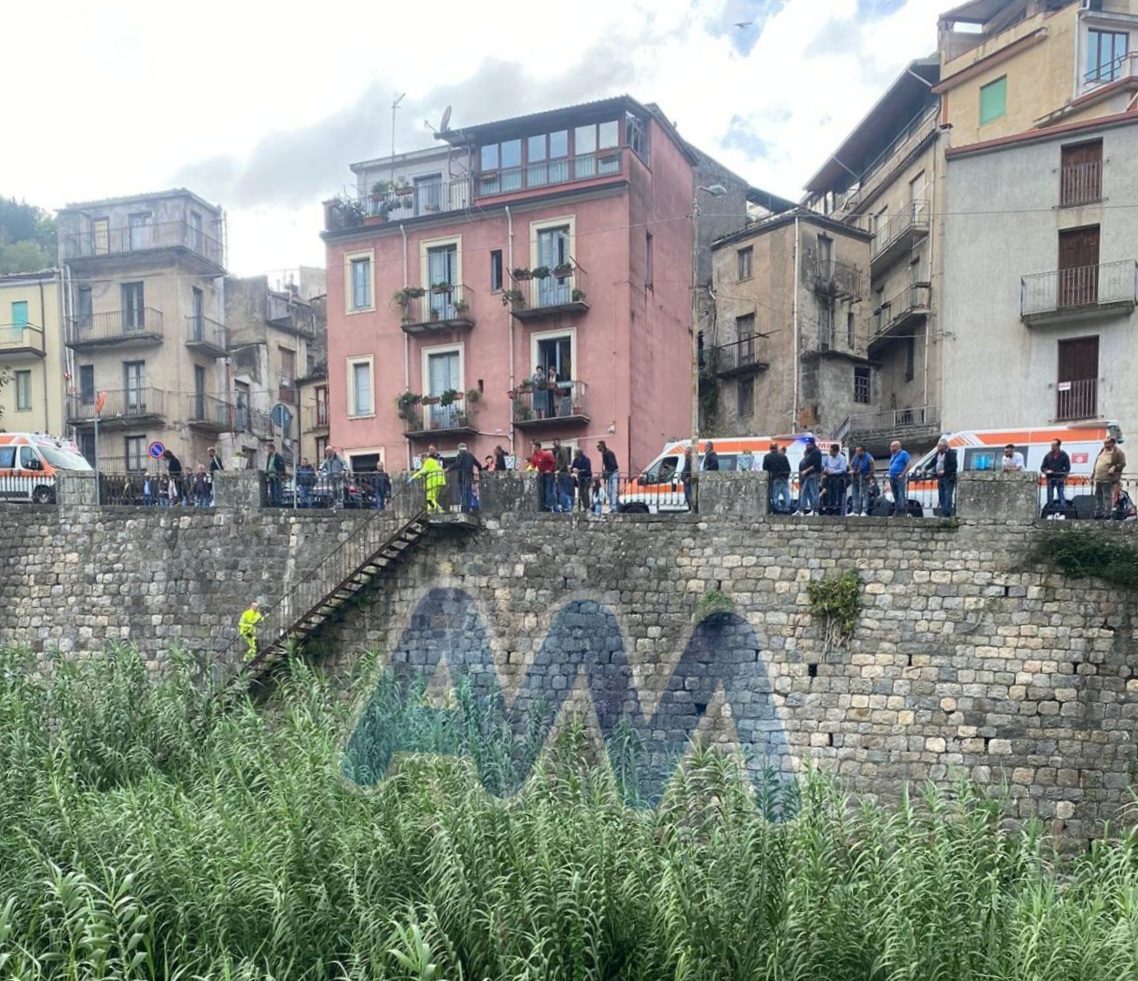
93,415,99,506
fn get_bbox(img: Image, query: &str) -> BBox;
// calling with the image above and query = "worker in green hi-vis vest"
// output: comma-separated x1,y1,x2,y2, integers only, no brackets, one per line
238,601,264,660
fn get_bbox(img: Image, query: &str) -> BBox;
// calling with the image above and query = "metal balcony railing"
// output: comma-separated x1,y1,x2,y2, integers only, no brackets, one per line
1060,160,1102,207
834,106,938,214
186,394,238,430
872,283,931,338
400,396,479,436
1082,50,1138,89
325,177,473,230
399,284,474,330
477,150,624,198
1020,260,1138,319
0,323,46,356
709,336,768,376
304,402,330,431
871,201,929,262
60,219,223,267
511,267,588,316
848,405,940,435
1056,378,1097,422
185,314,227,352
67,307,164,345
68,387,166,424
802,249,861,299
512,380,588,424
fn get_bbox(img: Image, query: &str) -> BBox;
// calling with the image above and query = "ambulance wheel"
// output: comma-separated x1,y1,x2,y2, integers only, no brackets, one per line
33,485,55,505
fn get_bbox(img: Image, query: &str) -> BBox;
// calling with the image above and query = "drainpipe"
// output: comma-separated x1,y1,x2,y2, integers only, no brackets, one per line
401,222,410,469
38,278,50,432
506,205,515,459
792,216,801,430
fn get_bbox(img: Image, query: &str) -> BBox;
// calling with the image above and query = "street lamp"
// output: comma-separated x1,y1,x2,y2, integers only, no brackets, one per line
690,183,727,490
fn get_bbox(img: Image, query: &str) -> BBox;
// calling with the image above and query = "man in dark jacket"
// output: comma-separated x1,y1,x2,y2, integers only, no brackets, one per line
934,438,959,517
551,438,572,474
570,447,592,511
797,438,823,515
597,440,619,512
449,442,481,512
701,440,720,472
1041,438,1071,518
762,442,792,512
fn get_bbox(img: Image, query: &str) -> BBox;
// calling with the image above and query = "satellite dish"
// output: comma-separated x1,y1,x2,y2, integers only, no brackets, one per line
439,105,452,132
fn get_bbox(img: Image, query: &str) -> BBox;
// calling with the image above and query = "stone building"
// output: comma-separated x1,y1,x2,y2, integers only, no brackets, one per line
57,189,228,470
706,210,873,439
0,269,66,435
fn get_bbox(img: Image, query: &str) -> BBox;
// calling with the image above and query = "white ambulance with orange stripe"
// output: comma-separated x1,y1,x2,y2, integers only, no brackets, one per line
900,421,1123,516
0,433,93,504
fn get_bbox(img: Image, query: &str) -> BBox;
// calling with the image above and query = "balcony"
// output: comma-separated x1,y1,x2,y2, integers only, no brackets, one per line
512,380,589,429
869,283,931,353
802,249,861,300
0,323,46,359
186,394,239,434
400,395,479,439
304,402,330,433
60,219,224,273
1056,378,1098,422
834,106,939,215
68,387,167,428
871,202,929,271
476,150,625,202
1080,50,1138,96
398,284,476,335
324,177,472,232
278,375,297,405
710,336,769,379
1020,260,1138,326
66,308,164,349
848,404,941,457
1060,160,1102,208
235,404,273,439
185,315,228,358
507,267,589,321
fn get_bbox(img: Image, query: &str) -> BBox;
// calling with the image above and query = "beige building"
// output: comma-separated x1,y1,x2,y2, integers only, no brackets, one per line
706,211,874,439
0,270,66,436
223,276,324,469
58,190,228,472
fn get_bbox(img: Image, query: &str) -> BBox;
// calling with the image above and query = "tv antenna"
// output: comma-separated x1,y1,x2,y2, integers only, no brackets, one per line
390,92,406,186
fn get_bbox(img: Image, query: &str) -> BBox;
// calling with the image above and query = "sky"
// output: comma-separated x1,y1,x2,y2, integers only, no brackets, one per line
2,0,948,277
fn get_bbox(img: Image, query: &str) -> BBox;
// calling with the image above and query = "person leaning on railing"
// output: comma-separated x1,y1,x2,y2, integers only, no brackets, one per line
1093,436,1126,520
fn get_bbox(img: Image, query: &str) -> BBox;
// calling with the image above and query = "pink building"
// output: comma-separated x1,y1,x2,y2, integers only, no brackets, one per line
323,96,743,474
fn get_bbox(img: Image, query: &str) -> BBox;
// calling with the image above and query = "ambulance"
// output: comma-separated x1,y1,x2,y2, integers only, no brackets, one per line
618,434,828,513
897,421,1123,517
0,433,93,504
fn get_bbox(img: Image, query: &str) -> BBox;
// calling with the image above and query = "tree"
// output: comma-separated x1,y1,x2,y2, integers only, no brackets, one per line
0,197,56,274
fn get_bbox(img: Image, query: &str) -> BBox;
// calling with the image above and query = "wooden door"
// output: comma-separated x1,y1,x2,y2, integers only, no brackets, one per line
1057,336,1099,421
1058,227,1100,307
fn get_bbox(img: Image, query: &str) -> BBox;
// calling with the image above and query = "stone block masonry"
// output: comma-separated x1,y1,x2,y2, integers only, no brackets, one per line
1,471,1136,841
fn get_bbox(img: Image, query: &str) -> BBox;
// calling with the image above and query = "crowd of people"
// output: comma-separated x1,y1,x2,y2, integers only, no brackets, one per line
525,438,620,513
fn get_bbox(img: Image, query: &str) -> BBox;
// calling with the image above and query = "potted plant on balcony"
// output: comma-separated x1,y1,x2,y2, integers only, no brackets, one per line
431,282,452,295
438,388,460,407
571,287,587,303
371,180,393,203
531,266,551,280
553,262,573,278
501,288,525,309
395,179,414,196
454,299,470,316
328,197,365,229
511,267,532,281
395,391,422,422
465,387,481,404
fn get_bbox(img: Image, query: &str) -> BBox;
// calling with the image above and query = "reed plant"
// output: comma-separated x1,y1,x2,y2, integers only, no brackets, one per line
0,644,1136,980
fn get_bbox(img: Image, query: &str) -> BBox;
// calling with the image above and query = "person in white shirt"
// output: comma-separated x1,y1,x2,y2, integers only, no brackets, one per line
1001,444,1025,472
821,443,850,516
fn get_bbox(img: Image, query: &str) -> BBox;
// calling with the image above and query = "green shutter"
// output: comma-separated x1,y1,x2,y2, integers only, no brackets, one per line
11,301,28,327
979,76,1007,126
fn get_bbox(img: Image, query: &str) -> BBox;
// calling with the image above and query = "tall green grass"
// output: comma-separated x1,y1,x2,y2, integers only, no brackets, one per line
1,645,1137,980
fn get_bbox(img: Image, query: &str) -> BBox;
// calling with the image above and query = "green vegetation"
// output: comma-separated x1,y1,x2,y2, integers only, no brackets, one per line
1028,526,1138,590
0,197,56,274
3,646,1138,979
806,570,862,650
693,588,734,622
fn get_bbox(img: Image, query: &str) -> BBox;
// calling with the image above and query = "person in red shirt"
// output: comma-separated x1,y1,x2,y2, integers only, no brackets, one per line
530,440,556,510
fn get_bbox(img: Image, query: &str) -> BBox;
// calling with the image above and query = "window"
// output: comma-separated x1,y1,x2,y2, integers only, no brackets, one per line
625,112,649,163
123,361,146,408
490,249,503,292
427,244,460,318
817,235,832,267
414,173,443,215
14,370,31,411
348,358,373,417
190,286,204,339
93,217,110,255
279,347,296,381
426,348,462,428
11,300,28,328
870,207,887,240
189,211,203,252
349,256,372,311
526,130,569,186
573,121,620,178
125,436,147,473
908,171,927,215
819,298,835,349
645,233,654,288
904,336,915,382
535,224,572,306
479,139,522,193
315,384,329,427
78,432,96,466
1060,140,1103,207
77,286,93,329
79,365,95,405
736,314,756,366
847,310,855,348
1058,225,1100,306
1057,335,1099,421
736,378,754,418
1086,29,1128,84
737,246,753,281
873,286,885,334
315,435,328,461
854,366,871,404
128,212,150,250
979,76,1007,126
121,282,145,330
235,380,251,430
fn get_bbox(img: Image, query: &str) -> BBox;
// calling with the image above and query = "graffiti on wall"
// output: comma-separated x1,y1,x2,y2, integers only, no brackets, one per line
342,587,792,805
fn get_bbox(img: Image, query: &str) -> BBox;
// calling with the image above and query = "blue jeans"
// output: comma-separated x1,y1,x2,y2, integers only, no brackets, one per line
605,473,618,512
889,475,909,516
937,476,956,517
798,474,819,513
770,476,790,512
1046,478,1066,513
850,474,870,515
459,476,474,512
539,473,554,511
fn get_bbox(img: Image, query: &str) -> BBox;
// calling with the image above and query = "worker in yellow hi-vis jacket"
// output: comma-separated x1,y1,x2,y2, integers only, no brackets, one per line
238,601,264,660
411,445,446,513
